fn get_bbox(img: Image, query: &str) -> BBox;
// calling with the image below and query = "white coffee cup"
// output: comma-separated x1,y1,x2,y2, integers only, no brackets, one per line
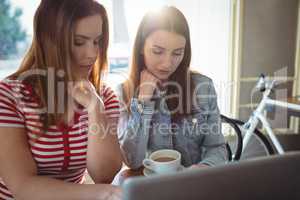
142,149,181,174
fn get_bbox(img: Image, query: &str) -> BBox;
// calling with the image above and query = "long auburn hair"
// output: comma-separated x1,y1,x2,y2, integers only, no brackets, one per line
123,6,194,120
8,0,109,130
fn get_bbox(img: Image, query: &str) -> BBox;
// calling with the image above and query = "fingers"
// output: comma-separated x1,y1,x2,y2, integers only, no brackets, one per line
138,70,161,101
68,81,103,110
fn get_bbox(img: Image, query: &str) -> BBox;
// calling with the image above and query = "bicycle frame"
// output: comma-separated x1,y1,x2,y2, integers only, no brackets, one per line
242,77,300,155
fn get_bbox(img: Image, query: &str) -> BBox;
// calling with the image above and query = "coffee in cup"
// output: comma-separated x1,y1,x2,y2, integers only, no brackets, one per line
143,149,181,174
154,157,176,162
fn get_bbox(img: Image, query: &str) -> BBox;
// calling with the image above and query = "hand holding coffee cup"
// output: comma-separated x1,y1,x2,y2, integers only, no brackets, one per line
142,149,182,174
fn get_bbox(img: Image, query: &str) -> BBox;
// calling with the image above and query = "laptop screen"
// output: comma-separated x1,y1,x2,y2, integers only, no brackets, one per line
122,152,300,200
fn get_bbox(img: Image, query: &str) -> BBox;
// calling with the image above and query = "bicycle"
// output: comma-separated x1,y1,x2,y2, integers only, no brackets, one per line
224,74,300,160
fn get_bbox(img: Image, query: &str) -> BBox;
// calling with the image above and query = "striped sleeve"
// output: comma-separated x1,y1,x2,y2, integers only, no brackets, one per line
0,81,25,128
101,85,120,119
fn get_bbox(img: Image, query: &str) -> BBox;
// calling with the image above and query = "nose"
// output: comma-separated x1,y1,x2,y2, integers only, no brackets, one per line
160,54,174,69
85,43,98,60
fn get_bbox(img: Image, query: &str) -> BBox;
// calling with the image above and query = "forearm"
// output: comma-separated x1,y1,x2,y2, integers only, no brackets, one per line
200,79,228,166
15,175,120,200
118,99,155,169
87,110,122,183
200,121,228,166
119,115,150,168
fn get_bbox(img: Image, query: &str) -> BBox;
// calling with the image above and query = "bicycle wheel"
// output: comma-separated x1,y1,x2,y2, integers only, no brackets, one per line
221,115,243,161
229,118,274,160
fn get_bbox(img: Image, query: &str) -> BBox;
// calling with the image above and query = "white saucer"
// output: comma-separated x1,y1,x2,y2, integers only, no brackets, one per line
143,165,185,177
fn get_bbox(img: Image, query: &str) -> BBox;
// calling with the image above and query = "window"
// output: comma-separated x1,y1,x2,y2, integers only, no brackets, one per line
1,0,232,115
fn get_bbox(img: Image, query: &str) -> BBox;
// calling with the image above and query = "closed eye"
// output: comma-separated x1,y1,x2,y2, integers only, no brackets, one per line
173,50,184,56
152,48,163,55
173,52,184,56
74,39,85,46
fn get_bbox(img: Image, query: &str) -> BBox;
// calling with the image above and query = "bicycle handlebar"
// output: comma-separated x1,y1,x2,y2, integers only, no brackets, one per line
255,73,281,93
255,73,266,92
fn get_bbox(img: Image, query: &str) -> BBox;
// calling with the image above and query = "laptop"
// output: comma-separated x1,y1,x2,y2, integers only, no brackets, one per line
122,151,300,200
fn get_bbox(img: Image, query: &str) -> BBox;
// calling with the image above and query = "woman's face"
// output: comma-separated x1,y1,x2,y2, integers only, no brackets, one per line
142,30,186,80
71,14,103,81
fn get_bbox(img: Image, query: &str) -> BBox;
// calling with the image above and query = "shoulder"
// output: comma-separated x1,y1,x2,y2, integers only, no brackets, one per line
190,71,213,85
0,79,33,99
0,79,24,90
0,79,34,122
189,71,219,112
190,71,216,95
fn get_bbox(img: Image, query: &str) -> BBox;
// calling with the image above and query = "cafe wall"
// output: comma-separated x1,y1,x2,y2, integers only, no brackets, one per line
233,0,299,132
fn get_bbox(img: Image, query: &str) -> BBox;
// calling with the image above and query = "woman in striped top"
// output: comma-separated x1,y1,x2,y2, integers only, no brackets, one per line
0,0,122,199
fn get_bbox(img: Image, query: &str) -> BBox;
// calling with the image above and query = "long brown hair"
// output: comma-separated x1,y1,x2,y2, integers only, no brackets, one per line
123,6,193,120
9,0,109,129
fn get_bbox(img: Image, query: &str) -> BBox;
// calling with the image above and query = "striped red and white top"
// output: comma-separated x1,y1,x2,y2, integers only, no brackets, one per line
0,79,120,200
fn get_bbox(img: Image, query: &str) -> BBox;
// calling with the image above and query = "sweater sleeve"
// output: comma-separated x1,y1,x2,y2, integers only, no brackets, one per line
0,81,25,128
118,98,155,169
198,79,227,166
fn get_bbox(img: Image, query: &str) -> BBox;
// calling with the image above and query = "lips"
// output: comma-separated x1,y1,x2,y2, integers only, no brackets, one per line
158,70,171,74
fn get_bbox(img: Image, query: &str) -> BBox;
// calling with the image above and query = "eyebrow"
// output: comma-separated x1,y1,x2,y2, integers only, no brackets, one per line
74,34,102,40
152,45,185,51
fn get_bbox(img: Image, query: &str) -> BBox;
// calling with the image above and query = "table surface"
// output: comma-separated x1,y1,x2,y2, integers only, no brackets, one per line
114,167,144,185
286,97,300,105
